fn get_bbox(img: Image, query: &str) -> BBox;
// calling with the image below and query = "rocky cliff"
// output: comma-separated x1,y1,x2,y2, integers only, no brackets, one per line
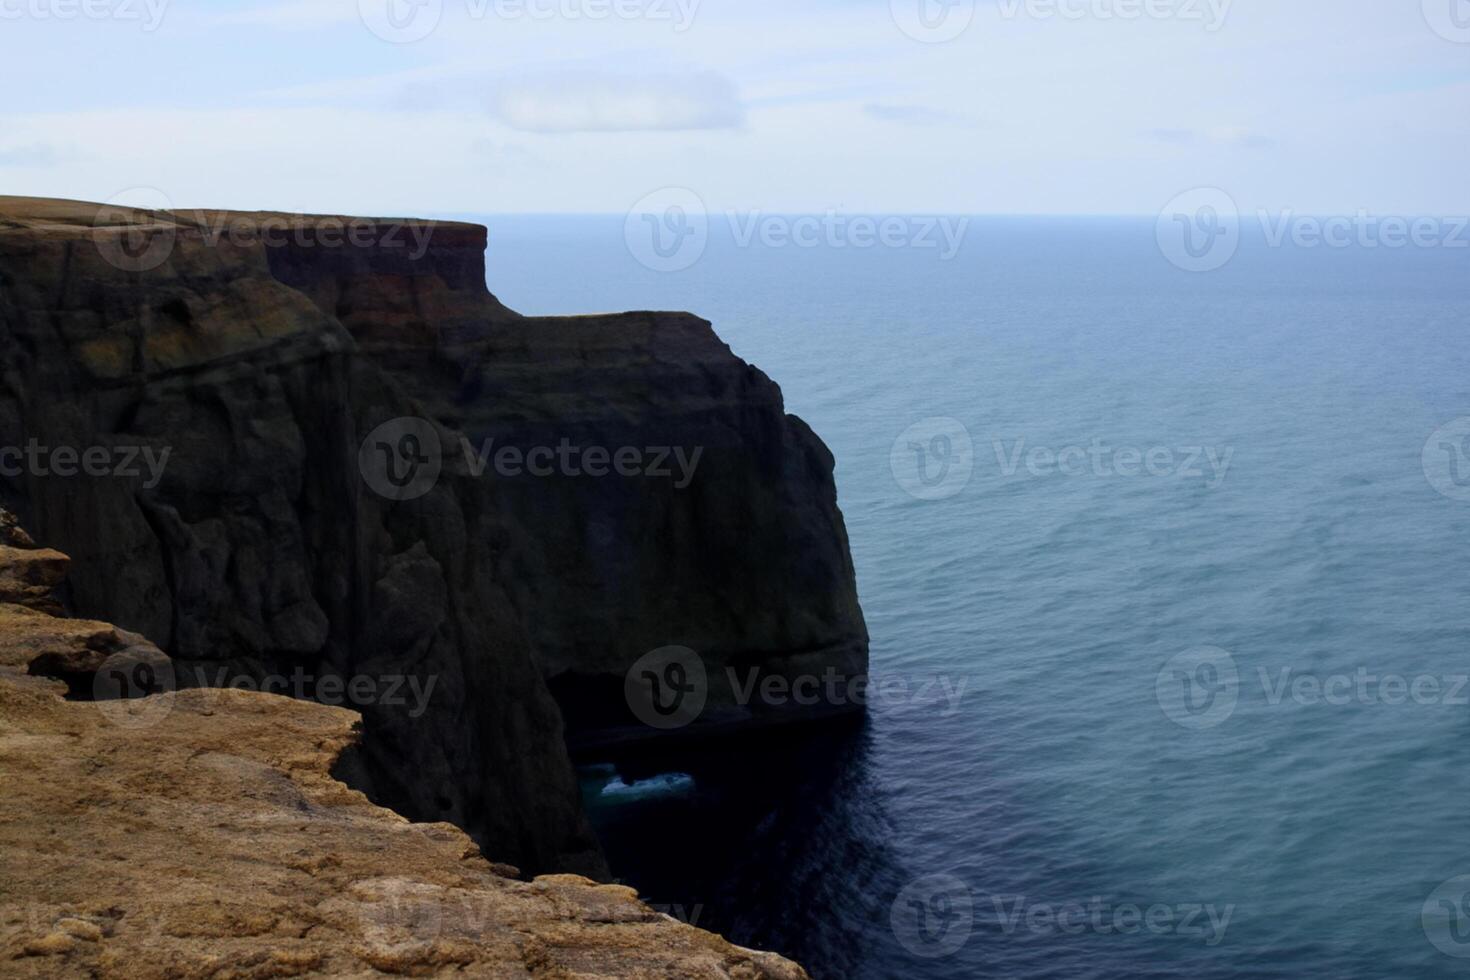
0,197,868,882
0,519,808,978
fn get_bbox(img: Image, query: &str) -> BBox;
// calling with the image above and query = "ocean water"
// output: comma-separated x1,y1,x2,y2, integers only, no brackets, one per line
472,214,1470,979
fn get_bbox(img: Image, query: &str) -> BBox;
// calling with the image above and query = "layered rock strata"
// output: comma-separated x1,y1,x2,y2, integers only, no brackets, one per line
0,196,868,879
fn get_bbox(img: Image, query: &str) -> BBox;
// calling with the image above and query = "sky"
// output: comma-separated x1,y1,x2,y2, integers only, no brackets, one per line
1,0,1467,216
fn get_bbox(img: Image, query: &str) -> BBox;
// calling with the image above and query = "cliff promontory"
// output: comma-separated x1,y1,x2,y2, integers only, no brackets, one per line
0,195,866,963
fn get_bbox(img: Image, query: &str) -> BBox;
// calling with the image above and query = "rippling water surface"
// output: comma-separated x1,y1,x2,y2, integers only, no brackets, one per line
475,215,1470,979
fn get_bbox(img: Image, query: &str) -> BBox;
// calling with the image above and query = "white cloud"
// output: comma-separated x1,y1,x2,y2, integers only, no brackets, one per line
0,0,1463,213
487,72,743,133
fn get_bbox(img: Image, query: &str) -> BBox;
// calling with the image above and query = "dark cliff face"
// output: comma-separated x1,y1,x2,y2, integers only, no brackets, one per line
0,196,869,875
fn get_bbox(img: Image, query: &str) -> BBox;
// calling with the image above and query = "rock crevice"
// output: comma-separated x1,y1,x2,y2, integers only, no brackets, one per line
0,514,809,978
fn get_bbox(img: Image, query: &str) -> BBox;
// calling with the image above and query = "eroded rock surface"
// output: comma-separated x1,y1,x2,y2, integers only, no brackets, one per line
0,529,808,979
0,196,867,877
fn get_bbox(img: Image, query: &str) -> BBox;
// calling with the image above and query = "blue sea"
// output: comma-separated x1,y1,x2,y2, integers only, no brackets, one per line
472,214,1470,979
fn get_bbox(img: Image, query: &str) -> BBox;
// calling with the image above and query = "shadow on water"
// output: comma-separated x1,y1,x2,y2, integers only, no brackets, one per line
574,718,913,979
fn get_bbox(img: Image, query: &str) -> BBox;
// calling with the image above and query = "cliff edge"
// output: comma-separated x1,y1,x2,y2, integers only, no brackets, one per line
0,518,807,978
0,196,868,879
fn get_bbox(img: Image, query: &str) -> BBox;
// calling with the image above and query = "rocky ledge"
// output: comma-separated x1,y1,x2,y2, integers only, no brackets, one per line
0,196,867,974
0,518,807,978
0,196,867,877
